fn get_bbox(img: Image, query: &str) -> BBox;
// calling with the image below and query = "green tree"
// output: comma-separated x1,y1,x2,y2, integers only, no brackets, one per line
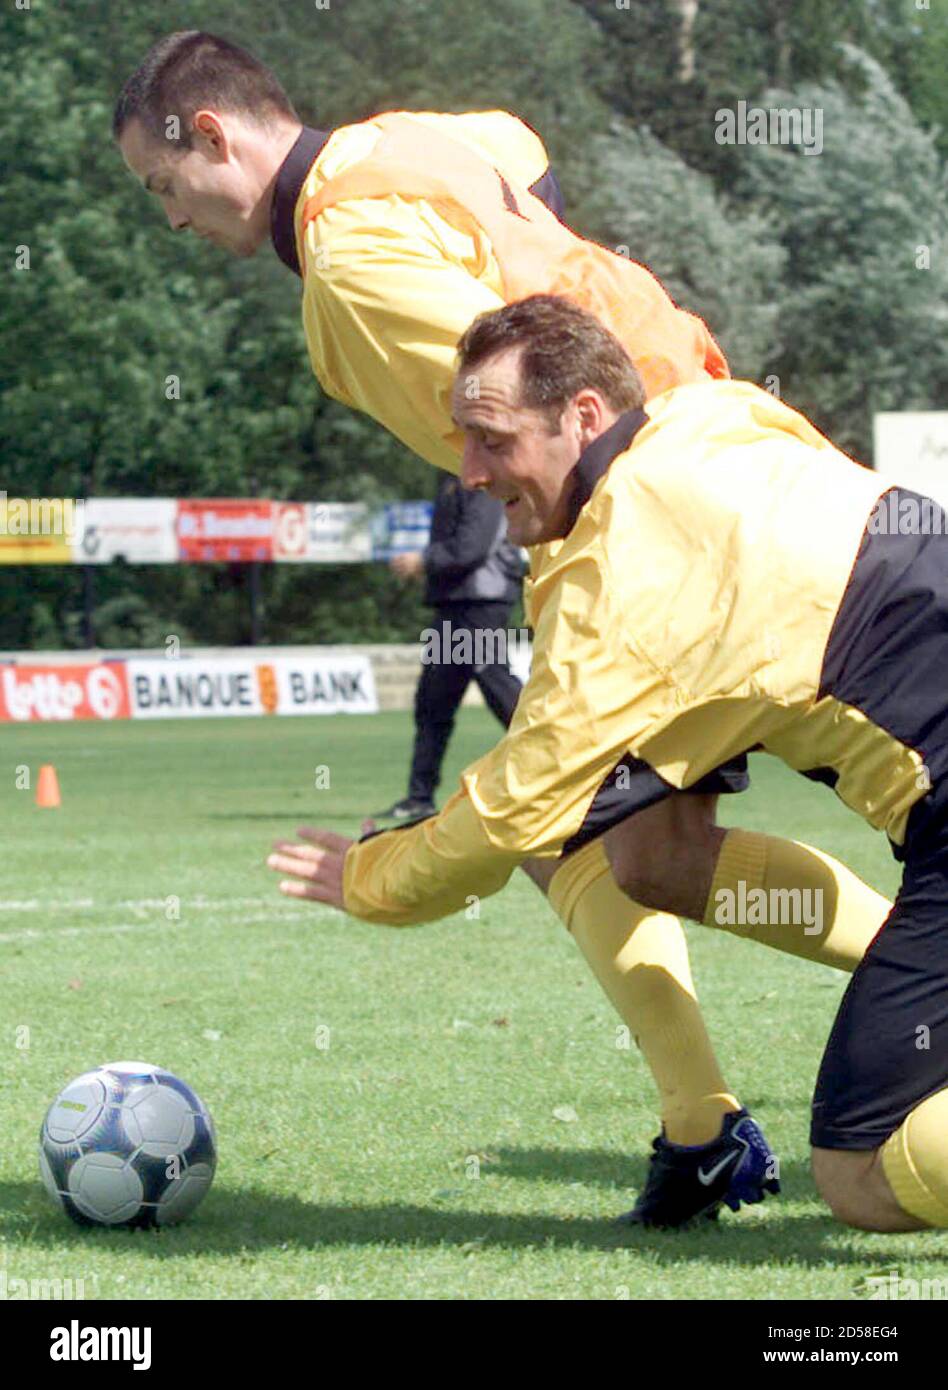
570,1,946,179
740,50,948,459
3,0,945,649
572,119,786,380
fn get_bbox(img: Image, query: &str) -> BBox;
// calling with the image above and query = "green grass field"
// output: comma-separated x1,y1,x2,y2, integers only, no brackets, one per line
2,710,945,1300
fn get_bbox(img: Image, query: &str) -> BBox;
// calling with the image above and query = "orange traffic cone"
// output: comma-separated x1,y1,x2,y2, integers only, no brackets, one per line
36,764,61,808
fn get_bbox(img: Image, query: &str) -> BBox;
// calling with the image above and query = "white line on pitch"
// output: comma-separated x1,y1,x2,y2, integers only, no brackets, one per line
0,896,275,913
0,910,314,944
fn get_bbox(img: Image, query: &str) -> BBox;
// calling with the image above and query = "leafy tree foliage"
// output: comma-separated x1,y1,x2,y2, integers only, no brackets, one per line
1,0,944,648
738,50,948,459
572,120,785,381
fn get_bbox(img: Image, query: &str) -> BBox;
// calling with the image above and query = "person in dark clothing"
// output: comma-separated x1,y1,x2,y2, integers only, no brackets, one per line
375,474,525,821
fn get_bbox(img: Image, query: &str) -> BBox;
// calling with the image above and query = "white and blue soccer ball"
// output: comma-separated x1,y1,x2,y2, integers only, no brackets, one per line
39,1061,216,1228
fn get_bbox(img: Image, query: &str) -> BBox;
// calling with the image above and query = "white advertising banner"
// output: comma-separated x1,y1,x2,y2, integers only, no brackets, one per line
73,499,178,564
873,412,948,510
274,502,372,563
127,655,377,719
271,655,377,715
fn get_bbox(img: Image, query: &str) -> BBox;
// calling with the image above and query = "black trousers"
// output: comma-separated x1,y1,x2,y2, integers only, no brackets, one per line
810,817,948,1150
408,601,523,801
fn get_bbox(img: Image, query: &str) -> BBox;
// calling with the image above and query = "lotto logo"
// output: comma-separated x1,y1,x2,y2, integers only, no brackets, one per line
0,664,131,722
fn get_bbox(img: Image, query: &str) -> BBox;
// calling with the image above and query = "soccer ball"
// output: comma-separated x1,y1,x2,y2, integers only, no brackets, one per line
39,1060,216,1228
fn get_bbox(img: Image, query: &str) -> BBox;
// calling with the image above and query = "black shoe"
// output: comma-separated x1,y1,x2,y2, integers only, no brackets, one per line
616,1109,780,1230
372,797,436,822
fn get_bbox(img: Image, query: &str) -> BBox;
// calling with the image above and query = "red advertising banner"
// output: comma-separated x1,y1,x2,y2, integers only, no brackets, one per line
0,663,131,722
176,500,274,562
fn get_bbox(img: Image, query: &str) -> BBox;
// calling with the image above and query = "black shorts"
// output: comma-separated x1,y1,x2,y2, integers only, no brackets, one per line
810,821,948,1149
689,754,749,796
559,754,749,858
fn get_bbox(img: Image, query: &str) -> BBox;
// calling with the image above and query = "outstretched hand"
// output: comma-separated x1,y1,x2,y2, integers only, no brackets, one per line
267,821,378,909
266,821,371,908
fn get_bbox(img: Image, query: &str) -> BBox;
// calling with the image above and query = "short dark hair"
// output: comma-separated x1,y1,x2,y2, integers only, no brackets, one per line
113,31,298,147
456,295,645,429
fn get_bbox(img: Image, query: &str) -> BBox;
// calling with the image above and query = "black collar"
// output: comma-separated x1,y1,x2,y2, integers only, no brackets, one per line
564,407,649,532
270,125,332,277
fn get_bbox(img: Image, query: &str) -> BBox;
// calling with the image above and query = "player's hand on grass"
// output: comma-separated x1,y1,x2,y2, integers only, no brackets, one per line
267,826,354,909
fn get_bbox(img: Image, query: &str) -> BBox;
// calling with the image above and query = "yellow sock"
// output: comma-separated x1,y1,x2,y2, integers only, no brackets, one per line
549,838,739,1146
882,1088,948,1227
703,829,891,971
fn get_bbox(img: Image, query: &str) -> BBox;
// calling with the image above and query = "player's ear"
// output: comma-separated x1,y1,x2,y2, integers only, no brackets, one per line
191,109,230,160
573,388,606,443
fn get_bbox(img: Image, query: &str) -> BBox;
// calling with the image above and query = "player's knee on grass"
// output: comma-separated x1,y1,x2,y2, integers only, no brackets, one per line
812,1134,941,1233
811,1147,887,1229
604,794,723,921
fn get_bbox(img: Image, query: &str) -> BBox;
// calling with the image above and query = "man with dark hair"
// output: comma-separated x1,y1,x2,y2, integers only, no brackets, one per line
117,34,889,1226
112,30,299,145
114,31,302,258
269,294,948,1235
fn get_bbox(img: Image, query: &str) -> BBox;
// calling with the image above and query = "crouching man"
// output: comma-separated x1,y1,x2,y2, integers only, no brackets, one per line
268,295,947,1232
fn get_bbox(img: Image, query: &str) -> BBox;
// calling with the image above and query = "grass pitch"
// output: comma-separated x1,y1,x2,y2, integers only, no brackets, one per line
2,710,945,1300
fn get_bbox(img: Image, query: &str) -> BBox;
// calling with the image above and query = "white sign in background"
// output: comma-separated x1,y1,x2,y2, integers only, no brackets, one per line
127,655,377,719
273,655,377,716
73,499,179,564
128,657,262,719
274,502,373,563
873,412,948,510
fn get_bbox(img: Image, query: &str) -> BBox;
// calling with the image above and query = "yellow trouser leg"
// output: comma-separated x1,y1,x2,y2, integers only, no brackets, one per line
703,829,892,970
549,838,739,1146
882,1087,948,1227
